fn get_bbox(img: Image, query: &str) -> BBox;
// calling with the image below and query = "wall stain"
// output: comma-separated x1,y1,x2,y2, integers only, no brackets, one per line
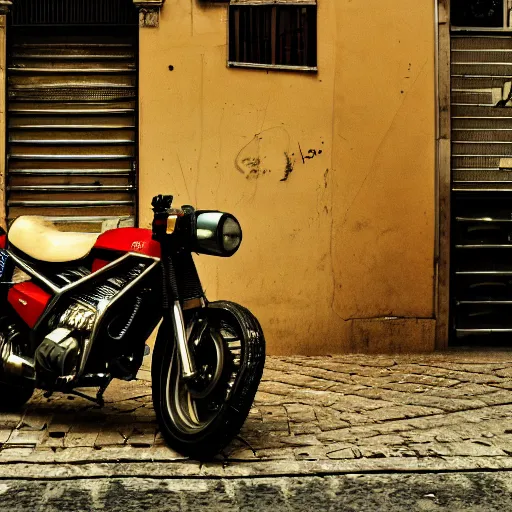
353,219,370,232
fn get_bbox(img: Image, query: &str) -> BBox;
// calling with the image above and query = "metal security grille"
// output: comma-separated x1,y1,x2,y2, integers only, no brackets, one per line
11,0,138,26
6,25,138,233
451,35,512,341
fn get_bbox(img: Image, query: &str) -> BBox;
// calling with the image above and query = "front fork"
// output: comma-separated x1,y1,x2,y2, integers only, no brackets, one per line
172,299,196,379
160,246,197,380
153,195,197,380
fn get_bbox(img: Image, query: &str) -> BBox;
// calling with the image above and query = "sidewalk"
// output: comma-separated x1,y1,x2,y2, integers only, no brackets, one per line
2,351,512,478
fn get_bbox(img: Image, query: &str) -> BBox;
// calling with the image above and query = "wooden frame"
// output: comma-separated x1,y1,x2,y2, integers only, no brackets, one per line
436,0,451,350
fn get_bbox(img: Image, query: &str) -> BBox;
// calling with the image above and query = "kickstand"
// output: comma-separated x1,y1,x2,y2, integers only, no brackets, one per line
69,389,103,406
95,375,113,407
68,376,112,407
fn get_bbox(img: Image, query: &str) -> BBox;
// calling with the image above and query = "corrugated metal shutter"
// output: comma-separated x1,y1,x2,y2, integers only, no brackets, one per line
451,35,512,339
6,0,138,233
10,0,138,26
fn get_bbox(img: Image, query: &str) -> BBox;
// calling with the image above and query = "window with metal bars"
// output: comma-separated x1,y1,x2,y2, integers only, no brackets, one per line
228,3,317,71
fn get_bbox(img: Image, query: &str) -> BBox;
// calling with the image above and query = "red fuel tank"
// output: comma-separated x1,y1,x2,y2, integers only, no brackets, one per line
94,228,161,258
8,282,52,328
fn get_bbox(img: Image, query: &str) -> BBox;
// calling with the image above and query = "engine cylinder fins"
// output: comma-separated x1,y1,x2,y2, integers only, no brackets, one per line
59,302,97,332
68,261,149,311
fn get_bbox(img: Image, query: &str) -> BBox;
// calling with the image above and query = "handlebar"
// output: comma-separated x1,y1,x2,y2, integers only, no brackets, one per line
151,195,194,240
151,194,174,213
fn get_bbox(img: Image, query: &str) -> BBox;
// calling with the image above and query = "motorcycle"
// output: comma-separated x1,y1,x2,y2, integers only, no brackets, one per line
0,194,265,459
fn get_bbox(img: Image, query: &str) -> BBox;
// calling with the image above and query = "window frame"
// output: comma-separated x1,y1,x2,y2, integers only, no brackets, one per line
227,1,318,73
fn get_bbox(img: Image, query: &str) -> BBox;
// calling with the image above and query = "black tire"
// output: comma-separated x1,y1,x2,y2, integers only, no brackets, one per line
152,300,265,460
0,382,33,411
0,320,34,410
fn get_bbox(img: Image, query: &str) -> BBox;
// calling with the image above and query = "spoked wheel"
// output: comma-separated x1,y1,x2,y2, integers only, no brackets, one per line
166,319,239,434
152,301,265,460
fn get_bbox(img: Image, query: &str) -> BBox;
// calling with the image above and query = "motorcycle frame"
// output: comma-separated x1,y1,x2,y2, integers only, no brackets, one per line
5,249,160,379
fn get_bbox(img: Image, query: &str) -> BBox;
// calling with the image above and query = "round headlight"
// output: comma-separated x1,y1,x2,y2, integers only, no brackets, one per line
222,217,242,252
194,211,243,257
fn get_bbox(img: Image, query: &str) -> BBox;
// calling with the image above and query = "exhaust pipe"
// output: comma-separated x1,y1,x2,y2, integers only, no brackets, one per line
0,338,35,382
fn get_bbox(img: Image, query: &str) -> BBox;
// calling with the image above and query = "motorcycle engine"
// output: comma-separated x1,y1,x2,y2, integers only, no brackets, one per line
35,262,151,385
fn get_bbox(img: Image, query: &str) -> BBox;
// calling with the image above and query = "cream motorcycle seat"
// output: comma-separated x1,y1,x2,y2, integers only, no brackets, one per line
8,216,99,263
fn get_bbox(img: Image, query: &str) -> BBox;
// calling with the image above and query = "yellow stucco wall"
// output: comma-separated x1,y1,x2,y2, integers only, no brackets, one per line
138,0,436,355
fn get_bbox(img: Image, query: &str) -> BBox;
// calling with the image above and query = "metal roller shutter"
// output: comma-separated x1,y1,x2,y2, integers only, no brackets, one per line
6,0,138,233
451,35,512,341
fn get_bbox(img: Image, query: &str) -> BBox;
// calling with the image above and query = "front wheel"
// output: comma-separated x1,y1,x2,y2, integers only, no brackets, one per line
151,300,265,460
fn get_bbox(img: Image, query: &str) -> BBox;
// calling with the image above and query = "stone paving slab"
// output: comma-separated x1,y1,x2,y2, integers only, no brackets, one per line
0,351,512,476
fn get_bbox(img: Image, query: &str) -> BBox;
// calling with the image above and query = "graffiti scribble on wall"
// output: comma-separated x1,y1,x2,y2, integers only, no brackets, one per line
235,126,292,181
281,152,294,182
235,126,324,182
241,157,271,180
298,141,324,163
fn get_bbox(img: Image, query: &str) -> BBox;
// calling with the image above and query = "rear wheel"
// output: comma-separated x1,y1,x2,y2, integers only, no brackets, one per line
152,300,265,460
0,325,34,410
0,382,33,411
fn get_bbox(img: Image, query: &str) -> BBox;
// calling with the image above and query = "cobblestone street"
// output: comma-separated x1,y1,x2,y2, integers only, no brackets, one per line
3,351,512,478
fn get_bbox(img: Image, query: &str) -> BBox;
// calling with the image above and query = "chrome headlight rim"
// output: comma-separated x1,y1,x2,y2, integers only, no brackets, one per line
193,210,243,257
